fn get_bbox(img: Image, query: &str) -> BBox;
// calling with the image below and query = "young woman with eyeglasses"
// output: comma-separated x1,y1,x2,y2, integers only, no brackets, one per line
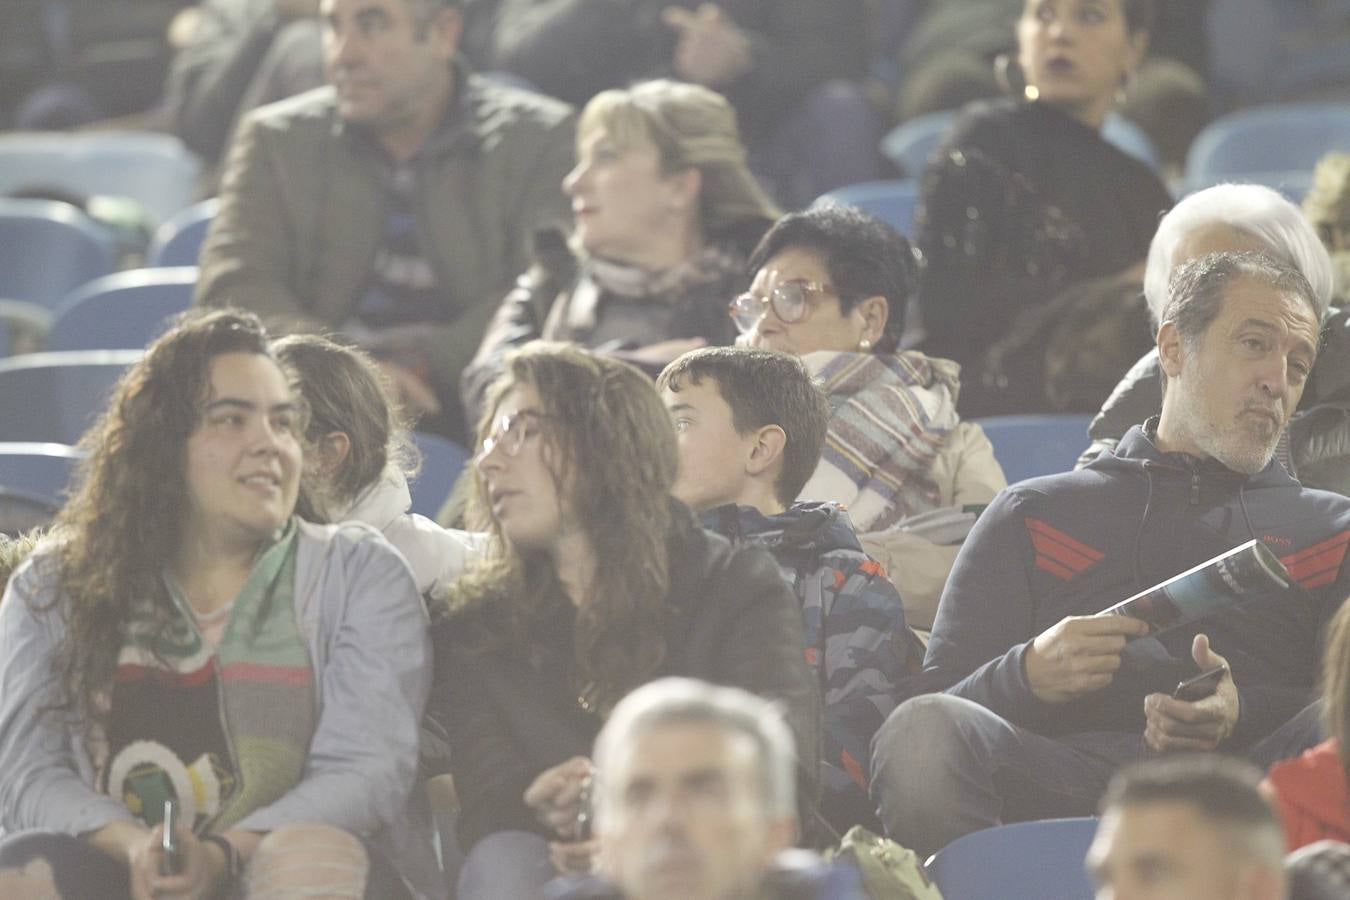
428,342,819,900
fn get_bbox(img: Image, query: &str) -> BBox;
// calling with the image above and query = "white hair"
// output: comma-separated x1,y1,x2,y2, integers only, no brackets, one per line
1144,183,1333,326
592,677,797,821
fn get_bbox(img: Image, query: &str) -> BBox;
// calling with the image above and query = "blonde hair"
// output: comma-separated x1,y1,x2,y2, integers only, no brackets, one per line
579,79,779,235
1304,153,1350,234
1324,596,1350,789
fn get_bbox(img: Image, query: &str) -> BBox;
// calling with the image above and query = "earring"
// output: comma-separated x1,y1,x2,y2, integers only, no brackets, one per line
858,337,872,351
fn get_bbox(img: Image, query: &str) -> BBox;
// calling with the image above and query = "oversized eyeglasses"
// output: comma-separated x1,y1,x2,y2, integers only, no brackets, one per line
476,410,548,464
728,281,836,334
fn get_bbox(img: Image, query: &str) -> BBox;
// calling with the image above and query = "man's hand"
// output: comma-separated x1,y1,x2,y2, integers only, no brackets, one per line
376,360,442,418
662,4,752,87
128,821,227,900
523,756,594,840
548,838,601,875
1143,634,1240,752
1024,614,1151,704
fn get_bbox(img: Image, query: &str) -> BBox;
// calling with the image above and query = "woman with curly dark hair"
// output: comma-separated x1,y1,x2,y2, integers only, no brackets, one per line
432,342,819,900
0,310,435,899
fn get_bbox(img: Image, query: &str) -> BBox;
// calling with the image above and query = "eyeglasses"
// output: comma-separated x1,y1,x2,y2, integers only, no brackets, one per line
728,281,837,334
476,410,548,464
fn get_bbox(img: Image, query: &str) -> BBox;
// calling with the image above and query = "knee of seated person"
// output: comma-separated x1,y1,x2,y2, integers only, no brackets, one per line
875,694,981,753
245,823,368,900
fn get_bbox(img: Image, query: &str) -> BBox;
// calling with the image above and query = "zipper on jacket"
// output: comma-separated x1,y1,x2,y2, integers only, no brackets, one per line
1190,472,1201,506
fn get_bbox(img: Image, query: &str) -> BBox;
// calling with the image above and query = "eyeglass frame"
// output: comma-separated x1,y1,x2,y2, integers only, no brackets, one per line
727,280,842,335
475,409,551,465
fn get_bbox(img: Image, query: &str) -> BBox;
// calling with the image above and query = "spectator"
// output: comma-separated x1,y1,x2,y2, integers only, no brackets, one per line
0,310,434,898
733,204,1005,630
872,252,1344,858
273,333,484,598
430,343,819,900
1264,592,1350,850
549,678,867,900
657,346,918,830
1081,183,1345,490
195,0,576,440
1088,755,1287,900
1302,152,1350,308
461,78,778,422
1287,840,1350,900
913,0,1172,417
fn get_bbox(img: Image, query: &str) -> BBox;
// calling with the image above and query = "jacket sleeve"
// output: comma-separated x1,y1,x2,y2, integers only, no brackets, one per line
815,554,911,792
0,555,135,835
431,631,545,852
912,488,1054,727
234,534,430,835
194,111,321,329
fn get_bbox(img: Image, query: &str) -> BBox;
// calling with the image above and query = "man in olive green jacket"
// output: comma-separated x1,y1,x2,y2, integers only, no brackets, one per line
196,0,575,437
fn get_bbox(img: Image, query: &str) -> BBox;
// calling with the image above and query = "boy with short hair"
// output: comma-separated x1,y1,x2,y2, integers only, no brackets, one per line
657,346,917,829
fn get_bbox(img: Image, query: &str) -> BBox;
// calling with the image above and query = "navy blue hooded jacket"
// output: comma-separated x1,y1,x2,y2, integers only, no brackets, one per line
913,423,1350,746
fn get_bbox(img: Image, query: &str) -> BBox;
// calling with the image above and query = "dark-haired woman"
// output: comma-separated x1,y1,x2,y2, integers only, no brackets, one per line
431,343,819,900
0,310,434,899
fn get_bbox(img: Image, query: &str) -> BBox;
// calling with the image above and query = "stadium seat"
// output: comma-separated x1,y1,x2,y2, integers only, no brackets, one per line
0,350,142,444
882,110,1160,178
0,131,201,224
925,817,1099,900
0,442,85,509
0,197,117,311
148,198,218,267
1185,102,1350,194
47,267,196,352
408,431,470,519
973,414,1094,484
817,179,921,238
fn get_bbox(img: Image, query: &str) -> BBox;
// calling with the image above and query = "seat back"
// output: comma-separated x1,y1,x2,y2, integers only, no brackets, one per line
1185,102,1350,193
47,267,196,351
0,350,143,444
148,198,219,267
408,432,470,519
0,131,201,224
0,197,116,310
817,179,921,238
0,441,85,509
926,817,1099,900
973,414,1093,484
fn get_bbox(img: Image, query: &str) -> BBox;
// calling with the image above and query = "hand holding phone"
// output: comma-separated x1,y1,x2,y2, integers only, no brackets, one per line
160,799,183,877
1172,664,1228,702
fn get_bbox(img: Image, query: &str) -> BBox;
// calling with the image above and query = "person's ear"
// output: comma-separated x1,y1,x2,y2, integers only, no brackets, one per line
855,295,889,349
1157,321,1186,379
745,424,786,478
312,431,352,478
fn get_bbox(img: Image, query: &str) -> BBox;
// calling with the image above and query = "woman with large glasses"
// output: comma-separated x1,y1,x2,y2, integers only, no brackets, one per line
0,311,434,899
460,79,779,422
736,203,1006,633
429,342,819,900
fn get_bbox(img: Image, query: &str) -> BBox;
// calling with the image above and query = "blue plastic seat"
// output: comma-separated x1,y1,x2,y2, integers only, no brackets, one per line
817,179,921,238
925,817,1099,900
148,198,218,267
0,131,202,224
47,267,196,352
1185,102,1350,194
408,432,470,519
0,197,117,311
0,442,85,508
973,414,1094,484
0,350,142,444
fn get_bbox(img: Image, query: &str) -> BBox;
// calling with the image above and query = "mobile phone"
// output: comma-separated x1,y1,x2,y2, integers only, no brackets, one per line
1173,665,1227,702
160,799,183,877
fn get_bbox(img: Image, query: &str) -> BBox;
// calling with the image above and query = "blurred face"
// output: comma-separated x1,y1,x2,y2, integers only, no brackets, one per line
663,379,756,513
1160,277,1318,474
475,382,568,550
599,722,789,900
183,353,302,552
739,246,873,357
563,125,693,266
1088,802,1281,900
1017,0,1147,127
321,0,459,133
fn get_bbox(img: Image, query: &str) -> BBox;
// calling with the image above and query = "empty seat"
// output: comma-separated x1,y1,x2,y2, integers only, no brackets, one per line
0,442,85,509
148,198,218,267
1185,102,1350,193
408,432,469,520
0,350,142,444
926,817,1099,900
47,267,196,352
817,179,921,238
0,197,116,311
973,414,1094,484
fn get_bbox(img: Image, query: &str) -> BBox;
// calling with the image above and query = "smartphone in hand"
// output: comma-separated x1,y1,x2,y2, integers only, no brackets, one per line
160,799,184,877
1173,665,1227,702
